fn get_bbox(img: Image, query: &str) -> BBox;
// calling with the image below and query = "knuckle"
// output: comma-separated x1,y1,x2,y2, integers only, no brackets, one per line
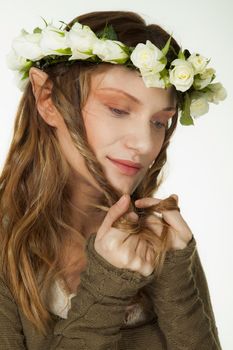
131,256,143,271
121,251,130,266
104,232,119,249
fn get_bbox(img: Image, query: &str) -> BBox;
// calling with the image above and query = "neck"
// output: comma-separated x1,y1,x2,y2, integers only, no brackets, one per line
67,171,105,239
59,173,106,293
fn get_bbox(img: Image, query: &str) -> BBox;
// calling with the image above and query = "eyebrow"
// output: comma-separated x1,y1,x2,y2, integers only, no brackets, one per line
98,87,176,111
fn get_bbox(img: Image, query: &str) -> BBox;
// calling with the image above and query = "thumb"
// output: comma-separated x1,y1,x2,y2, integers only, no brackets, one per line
97,194,130,238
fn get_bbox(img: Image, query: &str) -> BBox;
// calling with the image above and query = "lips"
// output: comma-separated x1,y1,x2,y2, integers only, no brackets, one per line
107,157,142,169
107,157,141,176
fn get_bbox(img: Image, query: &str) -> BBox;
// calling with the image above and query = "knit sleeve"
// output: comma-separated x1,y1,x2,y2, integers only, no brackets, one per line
143,235,222,350
0,275,26,349
0,232,155,350
52,232,155,349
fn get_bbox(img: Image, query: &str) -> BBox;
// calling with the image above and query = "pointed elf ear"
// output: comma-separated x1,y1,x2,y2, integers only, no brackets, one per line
29,67,50,100
29,67,58,127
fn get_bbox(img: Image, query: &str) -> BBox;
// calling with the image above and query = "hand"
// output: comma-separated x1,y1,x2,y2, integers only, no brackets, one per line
135,194,193,251
94,194,154,277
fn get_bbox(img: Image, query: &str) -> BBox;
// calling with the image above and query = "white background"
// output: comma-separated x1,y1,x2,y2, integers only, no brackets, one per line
0,0,232,348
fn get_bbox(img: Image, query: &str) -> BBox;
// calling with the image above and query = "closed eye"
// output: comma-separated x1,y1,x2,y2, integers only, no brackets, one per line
109,107,129,116
108,106,166,129
151,120,166,129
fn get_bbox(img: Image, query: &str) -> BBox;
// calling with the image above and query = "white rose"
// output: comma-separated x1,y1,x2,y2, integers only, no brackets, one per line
6,49,28,70
190,92,209,117
187,53,208,74
92,39,128,64
205,83,227,104
67,22,98,60
13,71,29,91
193,68,216,90
169,59,194,92
11,30,43,61
130,40,165,73
141,70,165,88
40,25,70,56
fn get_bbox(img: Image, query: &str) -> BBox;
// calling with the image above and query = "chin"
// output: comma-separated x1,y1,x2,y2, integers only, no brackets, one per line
102,160,142,195
109,178,141,196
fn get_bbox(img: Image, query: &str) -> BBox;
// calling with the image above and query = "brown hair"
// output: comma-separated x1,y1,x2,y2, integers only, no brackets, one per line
0,10,181,334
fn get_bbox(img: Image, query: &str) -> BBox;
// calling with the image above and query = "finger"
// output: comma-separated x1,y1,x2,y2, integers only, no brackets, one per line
134,197,162,207
135,194,179,208
146,213,163,223
162,210,192,238
125,211,139,222
98,194,130,237
160,209,183,230
146,215,163,237
145,206,191,243
170,194,179,203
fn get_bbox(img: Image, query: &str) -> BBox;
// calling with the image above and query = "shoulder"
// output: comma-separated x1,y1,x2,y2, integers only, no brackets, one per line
0,273,23,328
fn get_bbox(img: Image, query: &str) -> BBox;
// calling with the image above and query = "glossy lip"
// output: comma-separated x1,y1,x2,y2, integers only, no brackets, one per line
107,157,142,169
107,157,141,176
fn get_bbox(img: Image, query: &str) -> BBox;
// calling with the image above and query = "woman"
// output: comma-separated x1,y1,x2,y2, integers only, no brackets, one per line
0,10,224,349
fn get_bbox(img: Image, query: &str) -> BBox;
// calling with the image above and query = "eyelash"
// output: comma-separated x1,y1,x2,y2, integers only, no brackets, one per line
108,107,166,129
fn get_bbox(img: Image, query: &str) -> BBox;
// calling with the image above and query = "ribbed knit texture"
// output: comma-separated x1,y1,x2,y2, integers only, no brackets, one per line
0,233,222,349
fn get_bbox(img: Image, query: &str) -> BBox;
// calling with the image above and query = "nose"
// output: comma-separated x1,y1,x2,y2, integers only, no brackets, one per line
123,121,157,155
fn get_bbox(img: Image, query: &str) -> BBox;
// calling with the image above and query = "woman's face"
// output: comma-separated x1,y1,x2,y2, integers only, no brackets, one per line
81,65,177,195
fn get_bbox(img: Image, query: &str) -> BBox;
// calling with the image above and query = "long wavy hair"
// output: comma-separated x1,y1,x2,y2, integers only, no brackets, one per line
0,10,181,334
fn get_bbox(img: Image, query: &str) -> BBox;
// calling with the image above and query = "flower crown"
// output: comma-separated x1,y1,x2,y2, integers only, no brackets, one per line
6,17,227,126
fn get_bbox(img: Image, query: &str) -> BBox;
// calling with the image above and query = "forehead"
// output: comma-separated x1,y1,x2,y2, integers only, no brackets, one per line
90,65,177,108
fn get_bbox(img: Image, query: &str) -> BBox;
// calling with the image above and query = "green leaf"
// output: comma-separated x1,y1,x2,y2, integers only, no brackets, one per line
107,24,118,40
21,70,29,80
58,20,70,30
169,44,179,56
160,56,167,66
96,22,118,40
178,48,185,60
113,57,129,64
210,73,216,83
120,45,131,55
33,27,42,34
19,60,33,73
160,68,170,88
50,29,65,37
40,16,48,27
128,46,135,56
54,48,72,55
180,93,194,125
161,34,172,56
160,68,168,79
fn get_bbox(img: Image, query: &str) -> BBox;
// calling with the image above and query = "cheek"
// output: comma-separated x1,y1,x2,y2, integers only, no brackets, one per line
150,134,165,162
82,108,114,153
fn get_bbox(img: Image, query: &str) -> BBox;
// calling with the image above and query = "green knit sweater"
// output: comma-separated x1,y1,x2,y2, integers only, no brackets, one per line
0,233,222,349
